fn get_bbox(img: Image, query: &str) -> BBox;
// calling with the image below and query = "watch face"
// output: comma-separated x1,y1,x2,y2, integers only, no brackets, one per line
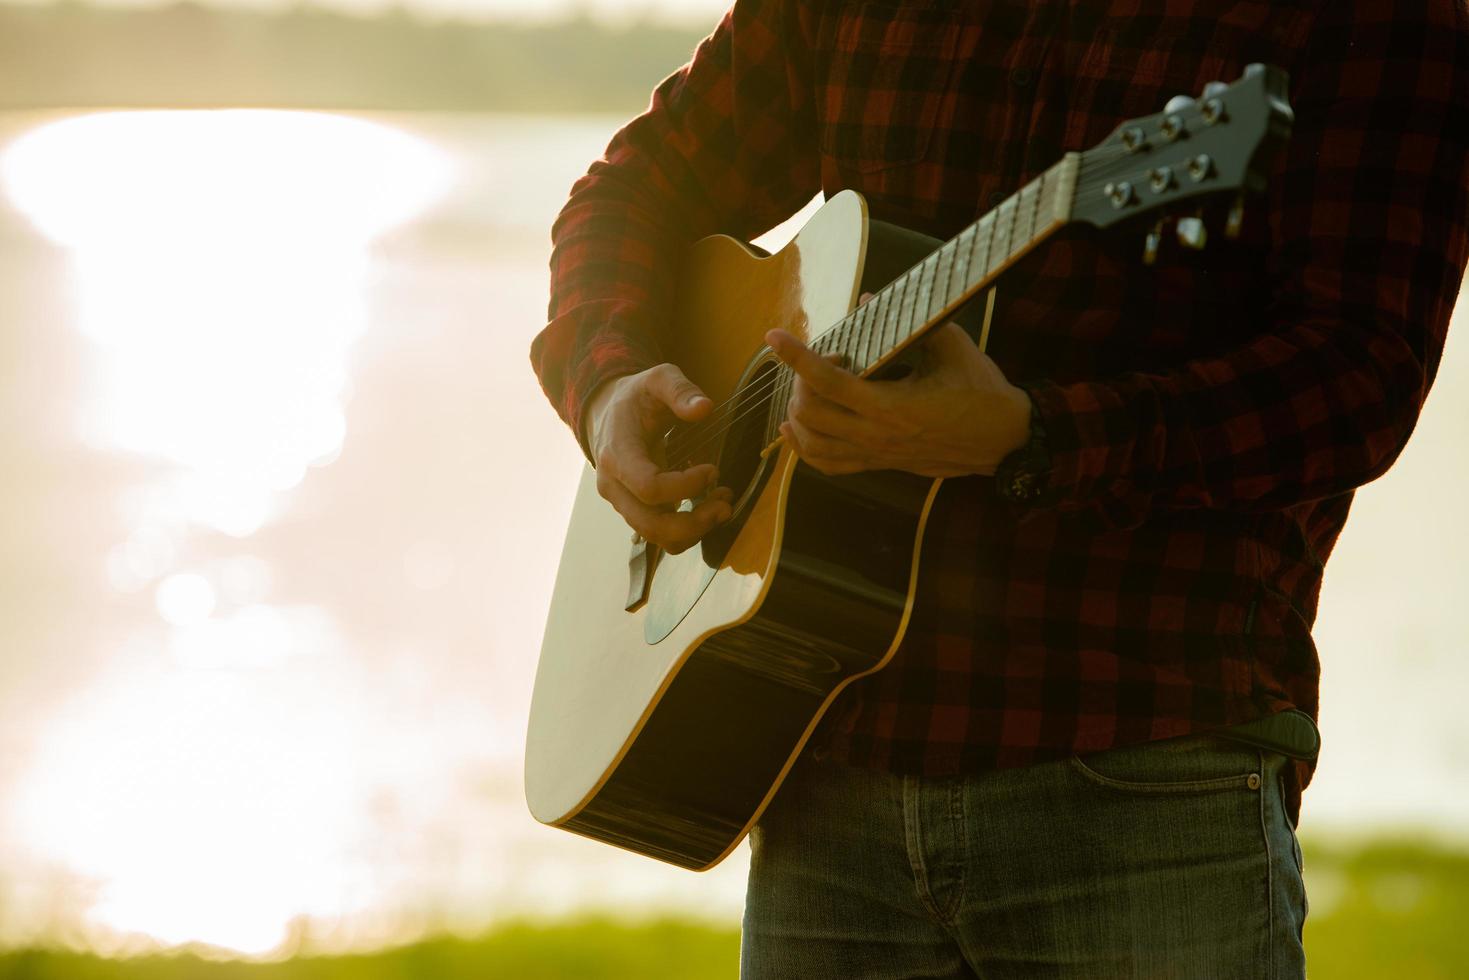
998,439,1052,503
1010,470,1042,501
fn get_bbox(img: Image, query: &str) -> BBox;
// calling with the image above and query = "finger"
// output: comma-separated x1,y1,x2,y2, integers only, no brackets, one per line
924,320,979,357
790,379,867,442
787,417,863,470
765,329,872,411
607,439,719,506
780,422,866,476
643,363,713,423
599,477,734,554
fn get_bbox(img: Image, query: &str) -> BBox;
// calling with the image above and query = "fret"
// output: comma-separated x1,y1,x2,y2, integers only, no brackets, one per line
1013,184,1035,261
869,287,896,365
989,196,1015,277
828,314,854,365
881,271,909,356
855,298,877,373
971,212,995,293
1030,170,1047,236
930,240,955,321
913,254,935,335
898,265,921,343
847,311,864,367
949,223,976,310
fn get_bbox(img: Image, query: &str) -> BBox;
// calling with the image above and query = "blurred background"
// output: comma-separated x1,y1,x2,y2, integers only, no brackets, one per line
0,2,1464,977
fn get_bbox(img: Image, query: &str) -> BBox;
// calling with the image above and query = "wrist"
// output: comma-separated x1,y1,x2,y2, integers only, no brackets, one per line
582,373,635,462
993,385,1053,505
1000,384,1033,457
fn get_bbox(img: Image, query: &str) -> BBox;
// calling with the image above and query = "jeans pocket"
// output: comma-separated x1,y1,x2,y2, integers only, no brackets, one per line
1069,735,1262,795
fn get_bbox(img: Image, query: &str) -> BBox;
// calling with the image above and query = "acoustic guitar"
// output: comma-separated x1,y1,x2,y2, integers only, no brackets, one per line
527,65,1294,870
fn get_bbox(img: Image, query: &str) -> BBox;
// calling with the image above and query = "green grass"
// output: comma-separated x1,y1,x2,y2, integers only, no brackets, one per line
1,839,1465,979
1301,838,1469,980
0,919,741,980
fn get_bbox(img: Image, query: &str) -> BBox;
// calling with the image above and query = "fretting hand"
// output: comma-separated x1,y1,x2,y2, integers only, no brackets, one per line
765,303,1032,479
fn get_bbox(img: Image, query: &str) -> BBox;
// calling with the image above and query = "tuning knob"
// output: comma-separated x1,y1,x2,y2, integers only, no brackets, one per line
1201,80,1229,99
1104,180,1135,209
1225,194,1246,239
1143,219,1166,265
1176,214,1208,251
1164,94,1196,114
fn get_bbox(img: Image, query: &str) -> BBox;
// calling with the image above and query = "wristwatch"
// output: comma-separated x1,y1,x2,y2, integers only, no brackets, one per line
993,395,1053,505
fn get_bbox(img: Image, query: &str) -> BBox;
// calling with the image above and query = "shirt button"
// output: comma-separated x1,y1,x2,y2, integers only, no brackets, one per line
1010,66,1035,88
1247,773,1262,790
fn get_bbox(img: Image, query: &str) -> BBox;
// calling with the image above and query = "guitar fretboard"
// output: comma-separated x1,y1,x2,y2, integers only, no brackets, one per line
763,153,1079,446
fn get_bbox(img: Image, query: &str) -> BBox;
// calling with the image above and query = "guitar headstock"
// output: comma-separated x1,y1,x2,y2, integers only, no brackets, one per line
1072,63,1292,243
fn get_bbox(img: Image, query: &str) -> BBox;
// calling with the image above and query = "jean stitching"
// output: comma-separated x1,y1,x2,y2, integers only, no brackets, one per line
902,776,943,920
1067,755,1257,794
941,778,966,924
1258,750,1275,980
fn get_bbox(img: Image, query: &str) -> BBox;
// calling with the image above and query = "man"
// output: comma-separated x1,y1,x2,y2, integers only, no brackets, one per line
531,1,1468,976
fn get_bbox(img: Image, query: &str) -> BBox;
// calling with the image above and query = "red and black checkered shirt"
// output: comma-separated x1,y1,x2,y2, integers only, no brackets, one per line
530,0,1469,805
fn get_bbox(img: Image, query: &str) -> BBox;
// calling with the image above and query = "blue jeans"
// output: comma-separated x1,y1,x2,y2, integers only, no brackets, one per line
741,735,1307,979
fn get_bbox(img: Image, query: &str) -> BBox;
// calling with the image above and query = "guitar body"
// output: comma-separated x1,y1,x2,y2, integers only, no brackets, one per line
526,190,944,870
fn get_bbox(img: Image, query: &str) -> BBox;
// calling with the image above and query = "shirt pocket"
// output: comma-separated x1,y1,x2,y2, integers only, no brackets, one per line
815,4,966,174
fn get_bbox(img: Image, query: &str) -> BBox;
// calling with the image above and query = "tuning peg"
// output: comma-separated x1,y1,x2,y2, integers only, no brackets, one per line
1225,194,1246,239
1164,94,1196,114
1176,211,1207,251
1143,219,1166,265
1201,80,1229,99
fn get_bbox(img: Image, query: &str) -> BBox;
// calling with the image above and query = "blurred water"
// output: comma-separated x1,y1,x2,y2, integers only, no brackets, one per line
0,109,1462,956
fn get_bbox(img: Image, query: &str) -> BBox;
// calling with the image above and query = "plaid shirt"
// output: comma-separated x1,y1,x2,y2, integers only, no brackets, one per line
531,0,1469,808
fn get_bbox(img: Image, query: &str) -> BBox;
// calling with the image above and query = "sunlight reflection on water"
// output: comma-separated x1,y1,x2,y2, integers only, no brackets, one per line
3,110,451,536
0,110,453,955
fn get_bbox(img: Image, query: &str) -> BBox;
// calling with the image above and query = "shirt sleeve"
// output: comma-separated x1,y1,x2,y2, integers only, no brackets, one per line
1017,0,1469,529
529,0,822,455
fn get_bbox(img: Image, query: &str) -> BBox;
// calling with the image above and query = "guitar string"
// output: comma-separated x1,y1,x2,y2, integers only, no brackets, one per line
666,137,1205,450
664,213,1116,463
663,169,1128,462
663,181,1201,467
662,144,1232,464
662,288,937,464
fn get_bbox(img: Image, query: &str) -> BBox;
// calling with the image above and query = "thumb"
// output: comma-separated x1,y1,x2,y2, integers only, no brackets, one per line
927,320,979,357
646,363,713,422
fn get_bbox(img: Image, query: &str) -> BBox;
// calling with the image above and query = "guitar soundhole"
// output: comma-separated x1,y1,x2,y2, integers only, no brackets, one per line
692,359,779,565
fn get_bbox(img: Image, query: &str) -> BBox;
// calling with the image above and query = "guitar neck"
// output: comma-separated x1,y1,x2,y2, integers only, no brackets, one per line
812,152,1079,373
